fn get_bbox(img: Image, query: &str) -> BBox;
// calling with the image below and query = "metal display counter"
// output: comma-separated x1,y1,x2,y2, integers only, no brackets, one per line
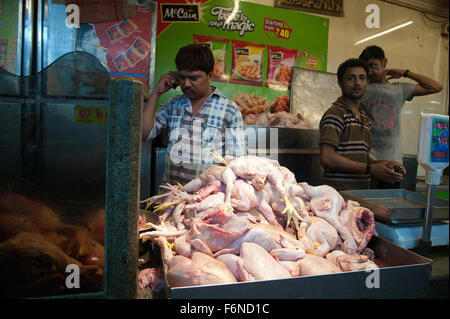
152,236,432,299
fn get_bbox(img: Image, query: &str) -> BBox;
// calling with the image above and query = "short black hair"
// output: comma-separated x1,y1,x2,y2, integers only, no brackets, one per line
337,58,369,82
359,45,385,62
175,43,215,74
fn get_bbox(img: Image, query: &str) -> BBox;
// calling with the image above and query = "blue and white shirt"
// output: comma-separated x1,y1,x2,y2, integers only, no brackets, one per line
145,87,246,185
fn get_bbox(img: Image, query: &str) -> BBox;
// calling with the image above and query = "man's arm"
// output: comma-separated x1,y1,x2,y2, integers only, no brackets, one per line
142,71,178,141
321,144,404,183
386,68,443,96
320,144,367,173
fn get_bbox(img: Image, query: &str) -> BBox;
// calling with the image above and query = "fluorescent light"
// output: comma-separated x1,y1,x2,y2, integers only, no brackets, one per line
354,21,413,46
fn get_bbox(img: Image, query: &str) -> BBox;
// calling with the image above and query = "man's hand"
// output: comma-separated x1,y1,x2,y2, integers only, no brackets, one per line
142,71,178,141
371,160,404,183
155,71,178,96
385,68,405,80
386,160,406,174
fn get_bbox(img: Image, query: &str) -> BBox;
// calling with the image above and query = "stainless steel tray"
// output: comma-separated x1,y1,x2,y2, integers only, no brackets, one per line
341,189,449,224
160,236,432,299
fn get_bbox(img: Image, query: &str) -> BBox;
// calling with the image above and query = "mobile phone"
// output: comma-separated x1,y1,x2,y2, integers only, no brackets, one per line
170,71,180,89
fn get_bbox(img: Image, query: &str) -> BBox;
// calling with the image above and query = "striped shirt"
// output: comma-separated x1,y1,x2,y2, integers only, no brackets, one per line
319,97,372,188
145,87,246,186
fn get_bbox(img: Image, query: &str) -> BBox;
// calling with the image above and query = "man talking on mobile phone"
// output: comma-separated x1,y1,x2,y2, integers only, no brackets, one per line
142,44,246,186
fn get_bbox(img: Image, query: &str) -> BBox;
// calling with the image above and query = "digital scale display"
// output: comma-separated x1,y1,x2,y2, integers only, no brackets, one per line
430,118,449,163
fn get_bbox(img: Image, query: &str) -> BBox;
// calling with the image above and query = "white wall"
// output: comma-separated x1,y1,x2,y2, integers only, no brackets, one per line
245,0,449,176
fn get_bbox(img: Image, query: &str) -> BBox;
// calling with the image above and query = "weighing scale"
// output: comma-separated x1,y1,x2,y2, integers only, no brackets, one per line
417,113,449,255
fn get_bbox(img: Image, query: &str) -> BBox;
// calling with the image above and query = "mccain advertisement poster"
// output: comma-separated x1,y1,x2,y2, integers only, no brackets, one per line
154,0,329,118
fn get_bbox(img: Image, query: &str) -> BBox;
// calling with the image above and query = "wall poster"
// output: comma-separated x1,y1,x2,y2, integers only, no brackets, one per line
76,4,155,93
154,0,329,122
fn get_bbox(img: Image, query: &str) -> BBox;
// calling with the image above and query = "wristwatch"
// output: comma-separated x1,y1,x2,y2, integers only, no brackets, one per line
403,69,409,78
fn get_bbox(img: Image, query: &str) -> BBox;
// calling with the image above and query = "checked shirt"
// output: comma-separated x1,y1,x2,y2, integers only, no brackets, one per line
145,87,246,186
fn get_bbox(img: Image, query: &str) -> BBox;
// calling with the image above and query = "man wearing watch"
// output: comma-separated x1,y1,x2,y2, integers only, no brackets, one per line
319,58,404,191
359,45,443,188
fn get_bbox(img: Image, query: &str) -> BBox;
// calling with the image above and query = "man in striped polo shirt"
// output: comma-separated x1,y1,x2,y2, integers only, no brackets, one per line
319,58,404,190
142,44,246,186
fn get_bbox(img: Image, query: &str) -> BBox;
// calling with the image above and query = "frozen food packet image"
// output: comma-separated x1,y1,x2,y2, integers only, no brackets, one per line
106,24,125,43
132,36,151,58
193,34,229,82
230,40,265,87
233,91,271,115
297,50,325,71
125,47,142,67
113,54,129,71
118,19,138,37
266,45,297,90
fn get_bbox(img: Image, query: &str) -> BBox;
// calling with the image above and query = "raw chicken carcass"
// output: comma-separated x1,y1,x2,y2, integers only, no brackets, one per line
215,253,245,280
218,242,291,281
300,183,357,254
230,179,282,229
339,206,376,253
184,192,225,217
305,216,339,257
185,209,249,253
238,242,291,280
326,250,378,272
157,237,237,287
294,254,342,276
182,165,229,193
270,247,305,261
227,222,314,255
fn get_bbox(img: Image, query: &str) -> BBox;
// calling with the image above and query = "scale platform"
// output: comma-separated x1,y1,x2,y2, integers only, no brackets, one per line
375,221,449,249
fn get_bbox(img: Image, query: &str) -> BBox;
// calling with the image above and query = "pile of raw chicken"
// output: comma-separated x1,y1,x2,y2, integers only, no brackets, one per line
138,155,377,291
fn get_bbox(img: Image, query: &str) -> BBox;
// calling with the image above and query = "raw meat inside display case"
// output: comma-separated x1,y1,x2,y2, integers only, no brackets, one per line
0,52,109,298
